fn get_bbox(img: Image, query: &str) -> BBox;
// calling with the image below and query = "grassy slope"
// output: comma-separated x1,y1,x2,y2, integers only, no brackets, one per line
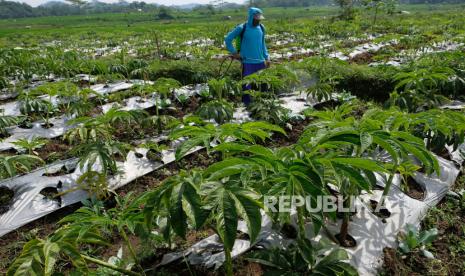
0,7,335,36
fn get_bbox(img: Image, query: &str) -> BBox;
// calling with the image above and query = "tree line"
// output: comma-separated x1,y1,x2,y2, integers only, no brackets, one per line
1,0,464,20
0,0,159,19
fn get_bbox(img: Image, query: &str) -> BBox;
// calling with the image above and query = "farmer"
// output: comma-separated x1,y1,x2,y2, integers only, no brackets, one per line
225,7,270,105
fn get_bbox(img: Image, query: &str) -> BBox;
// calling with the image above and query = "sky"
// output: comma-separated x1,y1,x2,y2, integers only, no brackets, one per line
12,0,245,7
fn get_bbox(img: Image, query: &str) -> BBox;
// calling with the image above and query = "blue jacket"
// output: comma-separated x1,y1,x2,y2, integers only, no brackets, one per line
224,7,269,64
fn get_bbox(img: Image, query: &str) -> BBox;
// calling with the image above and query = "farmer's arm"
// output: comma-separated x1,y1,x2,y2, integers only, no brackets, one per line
224,25,242,54
263,32,270,67
263,38,269,61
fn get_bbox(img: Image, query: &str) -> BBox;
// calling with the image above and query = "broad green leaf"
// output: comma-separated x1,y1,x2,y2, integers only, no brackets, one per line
359,132,372,153
216,191,238,251
330,158,387,173
43,241,60,276
233,192,262,244
169,183,188,238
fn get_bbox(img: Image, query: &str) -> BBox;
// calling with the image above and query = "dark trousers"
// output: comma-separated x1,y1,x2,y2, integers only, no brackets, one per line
242,62,266,105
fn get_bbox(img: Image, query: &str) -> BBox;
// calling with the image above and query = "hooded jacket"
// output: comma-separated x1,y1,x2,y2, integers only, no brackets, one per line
224,7,269,64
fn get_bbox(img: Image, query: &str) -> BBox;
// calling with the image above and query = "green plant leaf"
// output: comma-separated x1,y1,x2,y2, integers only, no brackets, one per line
216,190,238,251
43,241,60,276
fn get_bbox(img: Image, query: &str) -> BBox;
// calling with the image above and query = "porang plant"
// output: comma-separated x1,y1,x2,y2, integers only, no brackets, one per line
150,121,374,272
139,141,169,163
62,87,101,117
409,109,465,157
197,78,234,124
197,100,233,124
142,165,263,276
12,136,48,155
19,91,55,124
306,74,342,103
298,109,384,246
169,120,286,160
131,83,154,101
0,154,44,179
64,108,148,144
394,161,422,193
29,82,78,128
59,170,111,200
398,224,438,259
144,77,180,133
152,77,181,100
59,194,149,273
301,57,345,102
65,108,147,175
212,142,330,239
298,103,438,245
246,237,357,275
240,65,299,95
365,107,465,157
210,135,385,248
71,140,132,175
352,107,439,207
387,66,456,112
7,196,145,276
142,106,178,134
248,96,292,127
0,115,20,138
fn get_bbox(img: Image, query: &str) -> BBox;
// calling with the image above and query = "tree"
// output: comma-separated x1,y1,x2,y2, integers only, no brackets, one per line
334,0,357,20
64,0,86,5
362,0,398,25
157,6,174,20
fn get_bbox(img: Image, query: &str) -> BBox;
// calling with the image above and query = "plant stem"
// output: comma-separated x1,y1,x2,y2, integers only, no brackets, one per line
373,5,379,26
339,196,350,246
81,254,141,276
155,104,161,133
182,253,194,276
297,207,306,239
120,228,145,275
224,247,233,276
154,33,161,59
380,167,396,207
322,224,338,244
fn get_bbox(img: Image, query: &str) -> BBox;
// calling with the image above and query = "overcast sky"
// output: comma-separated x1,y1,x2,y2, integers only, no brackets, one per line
12,0,245,7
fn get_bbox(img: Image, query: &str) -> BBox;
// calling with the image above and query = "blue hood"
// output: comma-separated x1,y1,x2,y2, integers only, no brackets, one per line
224,6,269,63
247,7,263,27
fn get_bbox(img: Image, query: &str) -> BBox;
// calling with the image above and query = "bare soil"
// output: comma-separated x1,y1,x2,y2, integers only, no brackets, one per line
39,187,62,207
36,138,73,163
404,176,426,201
335,233,357,248
267,119,309,147
0,186,14,215
349,51,374,64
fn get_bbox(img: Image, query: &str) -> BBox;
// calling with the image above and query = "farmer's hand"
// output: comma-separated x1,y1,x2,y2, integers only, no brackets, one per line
265,60,271,68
